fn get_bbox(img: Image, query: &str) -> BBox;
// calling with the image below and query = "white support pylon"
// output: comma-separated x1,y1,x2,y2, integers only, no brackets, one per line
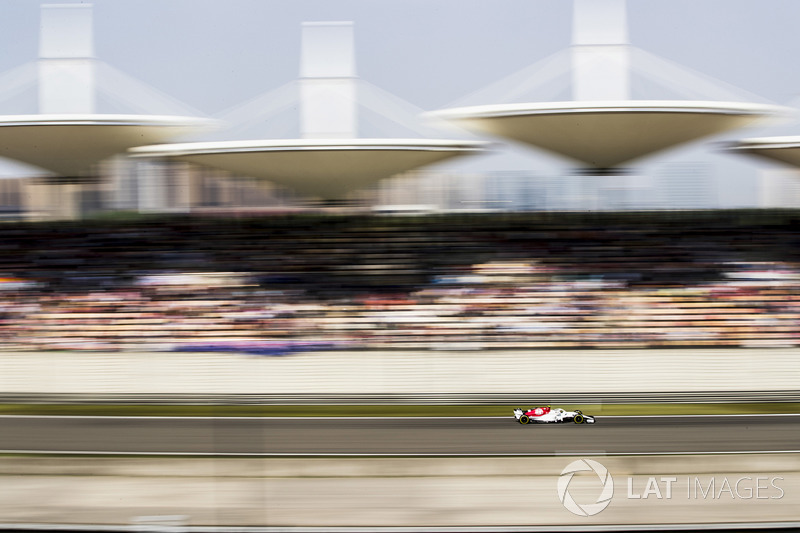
572,0,630,101
299,22,357,139
39,3,95,114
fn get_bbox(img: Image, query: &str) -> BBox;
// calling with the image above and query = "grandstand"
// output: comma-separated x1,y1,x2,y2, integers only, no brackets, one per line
0,2,794,354
1,210,798,352
2,4,798,532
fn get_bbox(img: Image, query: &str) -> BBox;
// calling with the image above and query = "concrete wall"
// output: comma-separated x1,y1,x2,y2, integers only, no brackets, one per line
0,455,797,528
1,348,798,396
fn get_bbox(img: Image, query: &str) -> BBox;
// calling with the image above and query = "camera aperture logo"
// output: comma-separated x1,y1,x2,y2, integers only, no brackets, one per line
557,459,614,517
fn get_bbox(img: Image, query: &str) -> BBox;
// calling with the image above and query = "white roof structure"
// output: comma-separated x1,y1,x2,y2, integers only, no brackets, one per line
0,4,212,178
432,0,787,170
436,101,783,169
725,137,800,168
132,139,484,198
0,114,210,177
132,22,486,198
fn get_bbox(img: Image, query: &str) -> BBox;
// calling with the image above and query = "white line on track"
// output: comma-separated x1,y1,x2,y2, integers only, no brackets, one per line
596,413,800,418
5,415,502,420
2,449,800,456
0,413,799,420
3,521,800,532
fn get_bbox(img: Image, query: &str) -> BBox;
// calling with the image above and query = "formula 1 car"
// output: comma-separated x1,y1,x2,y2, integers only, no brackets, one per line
513,405,595,424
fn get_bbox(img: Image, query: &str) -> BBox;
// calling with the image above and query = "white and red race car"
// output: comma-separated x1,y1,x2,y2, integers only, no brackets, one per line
513,406,595,424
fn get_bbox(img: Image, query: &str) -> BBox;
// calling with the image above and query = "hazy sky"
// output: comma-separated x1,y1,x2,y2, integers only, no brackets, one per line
1,0,800,204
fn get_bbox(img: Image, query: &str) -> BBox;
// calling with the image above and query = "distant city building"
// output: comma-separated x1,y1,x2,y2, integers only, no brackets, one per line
372,165,726,212
758,168,800,208
654,163,715,209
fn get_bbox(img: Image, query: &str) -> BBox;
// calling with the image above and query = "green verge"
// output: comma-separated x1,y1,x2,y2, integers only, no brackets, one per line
0,403,799,417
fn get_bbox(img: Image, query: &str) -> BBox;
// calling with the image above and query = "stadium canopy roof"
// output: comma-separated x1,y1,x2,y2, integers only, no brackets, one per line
724,137,800,168
0,5,215,179
432,101,785,169
130,139,485,198
131,22,488,198
432,0,791,171
0,114,212,177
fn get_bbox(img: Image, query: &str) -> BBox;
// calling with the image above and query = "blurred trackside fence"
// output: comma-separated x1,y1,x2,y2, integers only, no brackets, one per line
1,391,799,405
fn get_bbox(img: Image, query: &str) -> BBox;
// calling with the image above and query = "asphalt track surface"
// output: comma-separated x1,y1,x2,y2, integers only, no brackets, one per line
1,415,799,455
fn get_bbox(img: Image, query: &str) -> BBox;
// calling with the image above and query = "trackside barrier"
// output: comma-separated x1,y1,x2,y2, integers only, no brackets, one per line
1,391,800,405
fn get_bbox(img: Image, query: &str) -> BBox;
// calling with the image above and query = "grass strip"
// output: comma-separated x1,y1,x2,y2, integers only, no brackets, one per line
0,402,798,417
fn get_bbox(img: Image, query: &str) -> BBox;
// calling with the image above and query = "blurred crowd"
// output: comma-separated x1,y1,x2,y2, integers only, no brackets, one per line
0,211,798,351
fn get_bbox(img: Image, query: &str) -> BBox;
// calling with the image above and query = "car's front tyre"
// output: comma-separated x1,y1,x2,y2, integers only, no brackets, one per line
573,414,585,424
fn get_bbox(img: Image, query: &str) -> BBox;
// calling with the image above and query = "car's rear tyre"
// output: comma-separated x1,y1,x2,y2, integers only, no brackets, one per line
519,414,530,424
574,414,585,424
